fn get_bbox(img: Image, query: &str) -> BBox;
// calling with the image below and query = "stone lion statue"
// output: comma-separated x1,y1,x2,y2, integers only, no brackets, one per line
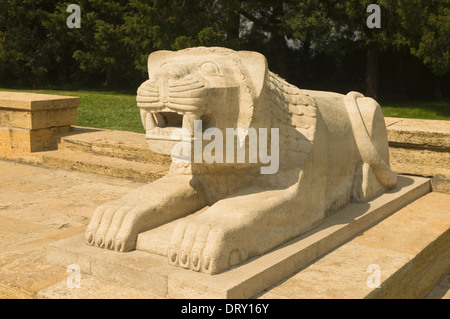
85,47,397,274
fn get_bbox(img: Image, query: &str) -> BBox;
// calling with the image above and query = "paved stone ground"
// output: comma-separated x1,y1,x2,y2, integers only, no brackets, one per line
0,159,448,299
0,159,146,298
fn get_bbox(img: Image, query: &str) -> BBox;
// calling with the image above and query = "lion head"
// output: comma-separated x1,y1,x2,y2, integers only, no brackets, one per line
136,47,271,156
136,47,317,201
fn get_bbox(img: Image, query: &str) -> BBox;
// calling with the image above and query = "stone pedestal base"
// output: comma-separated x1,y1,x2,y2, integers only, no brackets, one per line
45,175,430,298
0,92,79,155
0,125,72,154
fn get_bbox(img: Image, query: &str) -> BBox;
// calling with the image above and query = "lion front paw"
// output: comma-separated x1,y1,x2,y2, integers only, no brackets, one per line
167,217,248,274
85,203,142,252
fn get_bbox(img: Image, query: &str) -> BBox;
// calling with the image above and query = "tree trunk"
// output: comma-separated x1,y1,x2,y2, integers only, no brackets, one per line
227,1,241,45
433,76,442,100
273,34,289,80
57,63,67,82
365,46,379,99
272,1,289,80
302,36,311,60
104,69,114,87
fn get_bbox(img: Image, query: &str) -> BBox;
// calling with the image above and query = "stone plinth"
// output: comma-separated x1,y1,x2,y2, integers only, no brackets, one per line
0,92,80,155
45,175,431,299
385,117,450,193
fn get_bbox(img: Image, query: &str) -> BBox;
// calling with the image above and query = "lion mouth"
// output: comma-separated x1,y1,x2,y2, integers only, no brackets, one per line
138,108,219,156
139,108,202,141
137,76,212,140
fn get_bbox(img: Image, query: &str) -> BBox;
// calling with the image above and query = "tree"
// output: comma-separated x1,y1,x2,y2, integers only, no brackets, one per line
144,0,227,50
397,0,450,99
330,0,402,99
286,0,336,56
0,0,57,85
238,0,295,79
284,0,341,87
0,0,447,97
43,2,84,83
68,0,132,86
313,0,449,99
121,0,162,79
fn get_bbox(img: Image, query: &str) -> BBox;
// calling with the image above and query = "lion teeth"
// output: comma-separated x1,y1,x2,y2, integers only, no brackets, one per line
140,109,147,128
182,112,200,135
145,111,157,131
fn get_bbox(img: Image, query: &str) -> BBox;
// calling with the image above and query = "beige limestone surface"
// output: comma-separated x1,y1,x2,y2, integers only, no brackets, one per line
42,175,437,299
0,66,447,298
0,159,145,298
258,191,450,299
86,47,398,275
0,159,447,299
0,108,77,130
0,92,79,111
385,117,450,193
0,92,80,155
385,117,450,149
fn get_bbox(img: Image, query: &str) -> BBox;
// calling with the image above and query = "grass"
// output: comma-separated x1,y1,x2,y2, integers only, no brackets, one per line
380,99,450,121
0,88,448,133
0,88,144,133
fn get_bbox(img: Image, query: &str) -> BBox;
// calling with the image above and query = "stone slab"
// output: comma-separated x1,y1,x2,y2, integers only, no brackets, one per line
61,127,172,166
45,175,431,299
384,117,450,193
258,192,450,299
35,274,161,299
0,92,80,111
385,117,450,150
40,148,169,182
0,126,172,181
389,147,450,179
0,159,146,298
46,234,174,297
0,125,72,154
0,92,80,155
0,107,77,130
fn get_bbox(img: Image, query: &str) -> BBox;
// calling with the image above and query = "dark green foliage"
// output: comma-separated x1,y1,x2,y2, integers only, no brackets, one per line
0,1,448,99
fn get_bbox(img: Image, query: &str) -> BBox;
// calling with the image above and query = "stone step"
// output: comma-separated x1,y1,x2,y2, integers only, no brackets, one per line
385,117,450,151
385,117,450,193
41,175,434,299
35,274,161,299
0,127,172,182
55,126,171,166
257,191,450,299
39,148,168,182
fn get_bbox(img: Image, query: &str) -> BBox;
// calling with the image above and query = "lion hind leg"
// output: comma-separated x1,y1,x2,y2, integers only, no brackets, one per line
345,92,397,189
352,162,386,202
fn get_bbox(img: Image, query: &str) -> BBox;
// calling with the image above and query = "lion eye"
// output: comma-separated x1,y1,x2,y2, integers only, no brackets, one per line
199,62,220,76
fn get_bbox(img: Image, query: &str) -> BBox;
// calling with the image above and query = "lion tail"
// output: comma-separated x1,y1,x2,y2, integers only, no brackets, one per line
344,91,397,189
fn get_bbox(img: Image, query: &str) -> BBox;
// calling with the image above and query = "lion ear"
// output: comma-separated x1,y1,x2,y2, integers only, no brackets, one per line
147,50,174,78
236,51,268,99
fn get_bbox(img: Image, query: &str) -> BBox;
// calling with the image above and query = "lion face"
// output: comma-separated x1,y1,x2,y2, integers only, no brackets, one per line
137,47,268,155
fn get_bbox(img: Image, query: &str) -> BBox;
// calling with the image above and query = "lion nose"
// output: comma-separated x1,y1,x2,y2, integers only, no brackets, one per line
152,65,189,104
159,78,169,103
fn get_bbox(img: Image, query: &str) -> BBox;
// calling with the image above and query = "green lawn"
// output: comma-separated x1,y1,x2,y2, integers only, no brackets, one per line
1,88,448,133
380,99,450,121
0,88,144,133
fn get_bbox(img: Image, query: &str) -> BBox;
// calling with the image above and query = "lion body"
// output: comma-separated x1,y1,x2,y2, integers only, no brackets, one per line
86,47,396,274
